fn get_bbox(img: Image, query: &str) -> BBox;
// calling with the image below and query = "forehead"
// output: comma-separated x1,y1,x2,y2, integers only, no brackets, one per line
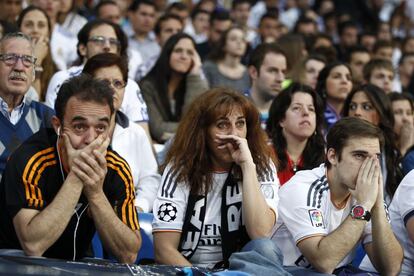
306,59,324,68
1,38,32,53
291,92,313,104
329,65,350,75
343,136,380,153
137,3,155,12
89,24,117,38
351,91,370,101
214,104,245,120
392,99,412,110
212,19,231,30
161,18,182,30
23,9,47,21
262,52,286,67
174,38,193,48
372,67,393,76
351,52,370,61
227,28,243,37
94,65,122,77
64,97,111,119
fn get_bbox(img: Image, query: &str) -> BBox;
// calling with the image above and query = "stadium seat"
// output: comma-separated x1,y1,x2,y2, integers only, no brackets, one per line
92,212,155,264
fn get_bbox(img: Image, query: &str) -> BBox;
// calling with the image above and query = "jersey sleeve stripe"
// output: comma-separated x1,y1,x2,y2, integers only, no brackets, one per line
106,156,135,201
31,159,57,208
107,162,139,230
107,151,132,177
22,147,54,200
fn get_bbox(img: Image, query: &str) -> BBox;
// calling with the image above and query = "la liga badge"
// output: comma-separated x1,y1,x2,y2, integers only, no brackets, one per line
308,209,325,228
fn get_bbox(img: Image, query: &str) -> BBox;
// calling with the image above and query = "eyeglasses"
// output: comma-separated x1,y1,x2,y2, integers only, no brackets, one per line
0,53,37,67
103,78,126,90
88,36,120,48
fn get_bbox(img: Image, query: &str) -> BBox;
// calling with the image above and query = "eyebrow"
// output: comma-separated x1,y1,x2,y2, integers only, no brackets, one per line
71,116,110,124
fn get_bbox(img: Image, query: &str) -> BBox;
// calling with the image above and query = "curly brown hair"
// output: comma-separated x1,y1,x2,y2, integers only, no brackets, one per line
162,87,276,195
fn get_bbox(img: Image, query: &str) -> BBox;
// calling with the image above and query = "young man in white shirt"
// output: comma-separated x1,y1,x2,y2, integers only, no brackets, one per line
273,117,403,275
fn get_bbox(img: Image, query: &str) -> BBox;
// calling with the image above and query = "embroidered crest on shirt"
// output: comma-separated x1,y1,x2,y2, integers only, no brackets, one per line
308,209,325,228
157,202,178,222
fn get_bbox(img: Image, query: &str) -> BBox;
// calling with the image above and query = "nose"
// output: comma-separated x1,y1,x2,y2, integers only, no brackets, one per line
83,128,98,145
13,58,25,71
353,105,363,117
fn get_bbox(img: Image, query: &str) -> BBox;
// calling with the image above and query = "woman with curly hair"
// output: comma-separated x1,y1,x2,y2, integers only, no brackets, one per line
343,84,402,203
267,83,325,185
152,88,281,270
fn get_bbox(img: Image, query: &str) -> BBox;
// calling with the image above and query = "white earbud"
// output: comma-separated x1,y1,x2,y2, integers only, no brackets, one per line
57,126,61,136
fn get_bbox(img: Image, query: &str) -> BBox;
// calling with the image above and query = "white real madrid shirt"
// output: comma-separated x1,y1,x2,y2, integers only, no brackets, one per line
152,163,280,268
272,164,372,268
360,169,414,275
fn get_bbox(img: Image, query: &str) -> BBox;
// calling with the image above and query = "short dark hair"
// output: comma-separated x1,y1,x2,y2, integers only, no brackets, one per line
166,2,188,13
95,0,118,15
373,39,393,54
258,11,279,26
77,19,128,60
363,58,394,81
209,9,230,25
326,117,384,168
191,8,210,20
232,0,251,9
338,20,358,37
293,15,316,33
83,53,128,83
388,92,414,110
398,52,414,66
248,42,285,71
154,13,183,36
346,45,369,63
55,74,115,122
128,0,156,12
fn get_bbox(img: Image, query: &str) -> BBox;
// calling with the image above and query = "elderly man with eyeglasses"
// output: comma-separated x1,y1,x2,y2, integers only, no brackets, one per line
0,32,54,181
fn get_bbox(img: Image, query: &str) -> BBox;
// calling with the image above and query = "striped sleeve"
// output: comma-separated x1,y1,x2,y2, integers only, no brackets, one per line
106,151,140,231
21,147,56,210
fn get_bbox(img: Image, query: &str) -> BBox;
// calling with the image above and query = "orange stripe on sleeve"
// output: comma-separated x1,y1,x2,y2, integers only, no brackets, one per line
22,147,54,201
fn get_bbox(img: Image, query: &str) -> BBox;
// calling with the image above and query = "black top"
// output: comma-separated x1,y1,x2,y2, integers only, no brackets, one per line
0,128,139,260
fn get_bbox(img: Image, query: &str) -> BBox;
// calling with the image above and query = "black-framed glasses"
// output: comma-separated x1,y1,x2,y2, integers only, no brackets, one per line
0,53,37,67
103,79,126,90
88,36,120,48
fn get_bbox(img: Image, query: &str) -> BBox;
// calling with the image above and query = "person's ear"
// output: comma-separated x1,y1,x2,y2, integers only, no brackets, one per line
78,43,87,58
327,148,337,166
51,116,61,136
248,65,258,81
32,66,36,82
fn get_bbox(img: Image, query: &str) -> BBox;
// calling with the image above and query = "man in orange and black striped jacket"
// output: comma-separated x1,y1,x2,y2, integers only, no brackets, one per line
0,75,141,263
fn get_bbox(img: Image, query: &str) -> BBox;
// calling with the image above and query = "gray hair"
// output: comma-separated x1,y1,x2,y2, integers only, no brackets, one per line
0,32,34,55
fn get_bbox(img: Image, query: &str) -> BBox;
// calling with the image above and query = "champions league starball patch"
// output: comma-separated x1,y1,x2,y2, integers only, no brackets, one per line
157,203,178,222
308,209,325,228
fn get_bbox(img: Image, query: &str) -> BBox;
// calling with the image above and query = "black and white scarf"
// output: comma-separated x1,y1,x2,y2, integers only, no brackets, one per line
178,172,250,268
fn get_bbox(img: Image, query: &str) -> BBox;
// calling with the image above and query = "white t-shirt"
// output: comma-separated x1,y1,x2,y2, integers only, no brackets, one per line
50,24,78,71
111,112,160,212
44,65,148,123
153,163,280,268
360,169,414,275
272,164,372,268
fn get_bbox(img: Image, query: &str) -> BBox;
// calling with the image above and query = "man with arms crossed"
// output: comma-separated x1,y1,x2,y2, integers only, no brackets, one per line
0,75,141,263
273,117,403,274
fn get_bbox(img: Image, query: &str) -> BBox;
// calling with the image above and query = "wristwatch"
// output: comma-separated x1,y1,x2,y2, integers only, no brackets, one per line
350,205,371,221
